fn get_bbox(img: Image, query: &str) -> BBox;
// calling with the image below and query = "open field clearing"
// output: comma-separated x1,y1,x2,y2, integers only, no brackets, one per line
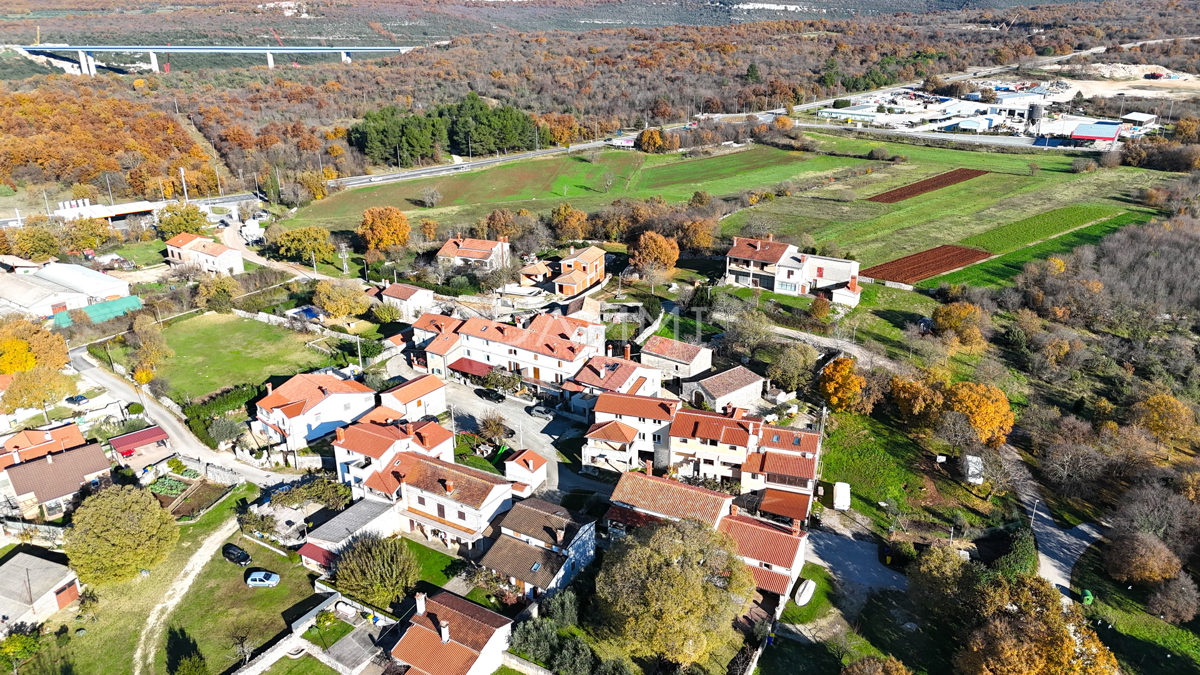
865,168,989,203
862,245,992,284
958,203,1123,254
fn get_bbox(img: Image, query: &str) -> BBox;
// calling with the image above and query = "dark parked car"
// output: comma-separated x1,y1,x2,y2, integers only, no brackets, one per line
419,414,440,424
222,543,251,567
476,389,506,403
65,395,88,405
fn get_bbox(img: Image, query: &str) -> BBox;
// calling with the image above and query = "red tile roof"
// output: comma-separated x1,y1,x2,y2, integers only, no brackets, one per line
527,314,599,342
297,542,336,568
699,366,764,399
604,504,663,529
669,409,759,446
448,357,491,376
561,245,605,264
7,444,111,503
257,374,372,417
2,424,88,466
458,317,587,360
335,419,453,460
164,232,205,248
392,591,511,675
727,237,793,264
436,238,505,261
381,283,426,301
585,420,639,444
749,564,793,595
108,426,169,456
758,426,821,455
719,514,803,568
641,335,707,364
611,472,731,527
593,392,679,421
426,333,462,356
759,489,813,521
384,375,445,404
412,314,465,335
504,448,547,473
369,452,510,507
570,356,641,392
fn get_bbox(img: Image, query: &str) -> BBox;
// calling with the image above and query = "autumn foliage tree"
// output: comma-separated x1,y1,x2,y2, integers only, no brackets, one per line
931,301,987,350
64,486,179,585
636,128,665,153
842,656,913,675
63,217,119,252
11,226,60,262
942,382,1014,447
890,373,945,429
155,202,209,241
1103,533,1181,585
629,231,679,271
819,357,865,412
550,203,589,242
357,206,411,251
276,226,335,263
314,280,370,319
1131,393,1196,447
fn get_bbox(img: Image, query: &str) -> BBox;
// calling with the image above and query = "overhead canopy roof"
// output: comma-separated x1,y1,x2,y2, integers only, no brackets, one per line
448,358,493,377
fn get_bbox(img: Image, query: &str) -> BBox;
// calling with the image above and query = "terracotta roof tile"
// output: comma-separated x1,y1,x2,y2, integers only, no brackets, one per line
585,420,639,444
108,426,169,455
371,453,509,507
335,419,453,460
719,514,803,568
593,392,678,420
727,237,793,264
492,498,593,547
412,314,465,335
669,409,759,446
7,444,110,503
164,232,205,248
528,314,598,341
604,504,663,528
758,426,821,455
749,564,793,595
391,623,480,675
425,333,461,356
759,489,813,521
407,591,511,651
257,374,372,416
611,472,731,527
503,448,547,473
297,542,336,568
4,424,86,457
570,356,641,392
458,317,587,360
381,283,425,300
436,238,505,261
561,246,605,264
641,335,707,364
699,366,764,399
384,375,445,404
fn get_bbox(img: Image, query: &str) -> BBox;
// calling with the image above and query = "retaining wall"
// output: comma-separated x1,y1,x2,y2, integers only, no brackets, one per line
501,652,555,675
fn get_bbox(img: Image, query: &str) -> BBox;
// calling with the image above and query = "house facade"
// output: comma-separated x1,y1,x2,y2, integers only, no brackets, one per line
334,417,456,489
562,350,662,415
724,236,862,307
682,366,764,411
740,425,821,524
553,245,606,296
252,374,376,451
437,237,511,271
669,407,761,482
504,449,548,497
583,392,679,473
639,335,713,380
5,444,112,519
479,498,596,598
164,232,245,275
379,283,435,323
380,375,447,420
390,591,512,675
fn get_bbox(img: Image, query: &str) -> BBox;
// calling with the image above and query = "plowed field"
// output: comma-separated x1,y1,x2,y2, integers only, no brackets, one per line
862,245,992,284
866,168,989,203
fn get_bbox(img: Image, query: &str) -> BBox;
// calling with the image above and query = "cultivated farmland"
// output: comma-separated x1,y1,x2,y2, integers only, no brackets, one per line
862,245,992,284
958,204,1123,254
865,168,989,203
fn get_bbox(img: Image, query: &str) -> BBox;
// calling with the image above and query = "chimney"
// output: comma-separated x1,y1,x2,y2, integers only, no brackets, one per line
439,620,450,644
266,382,274,395
644,459,653,475
318,386,329,396
569,245,575,255
730,504,738,516
415,592,427,615
624,343,631,361
791,520,801,536
43,431,52,442
767,233,773,242
445,480,455,494
724,404,734,417
554,529,565,545
335,427,345,443
45,453,52,465
606,344,612,357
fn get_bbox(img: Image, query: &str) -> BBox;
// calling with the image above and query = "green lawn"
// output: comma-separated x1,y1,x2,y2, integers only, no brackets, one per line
1073,543,1200,675
404,538,460,586
115,239,168,266
491,667,526,675
958,204,1123,254
779,563,835,625
263,655,339,675
32,484,259,675
841,284,941,361
758,638,845,675
302,618,355,650
653,314,721,343
923,210,1157,288
153,314,331,400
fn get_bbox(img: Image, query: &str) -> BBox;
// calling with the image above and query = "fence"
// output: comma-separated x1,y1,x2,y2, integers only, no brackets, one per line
232,309,365,344
1,519,65,546
501,652,555,675
314,578,402,626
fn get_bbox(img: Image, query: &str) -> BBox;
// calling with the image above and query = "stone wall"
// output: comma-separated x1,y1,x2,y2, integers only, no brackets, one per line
501,652,555,675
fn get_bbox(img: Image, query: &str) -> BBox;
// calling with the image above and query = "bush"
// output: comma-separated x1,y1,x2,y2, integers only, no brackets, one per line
207,418,243,444
1104,533,1181,585
867,147,890,160
551,635,595,675
510,618,559,665
1071,158,1099,173
1148,575,1200,624
167,457,187,474
596,660,637,675
127,403,144,415
990,528,1038,580
372,303,401,324
832,99,852,109
545,589,578,627
273,479,352,510
890,540,918,567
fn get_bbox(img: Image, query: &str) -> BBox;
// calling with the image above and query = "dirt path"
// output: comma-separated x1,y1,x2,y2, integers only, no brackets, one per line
132,518,239,675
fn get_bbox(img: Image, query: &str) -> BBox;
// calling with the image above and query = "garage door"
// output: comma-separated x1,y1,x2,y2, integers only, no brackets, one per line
55,581,79,609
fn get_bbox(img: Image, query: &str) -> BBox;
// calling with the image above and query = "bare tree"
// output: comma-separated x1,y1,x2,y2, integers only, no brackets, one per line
227,622,255,665
935,411,979,456
602,171,615,193
422,186,443,208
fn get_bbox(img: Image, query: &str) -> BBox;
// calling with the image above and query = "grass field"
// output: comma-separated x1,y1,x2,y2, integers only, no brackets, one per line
263,655,338,675
1073,543,1200,675
923,210,1157,288
303,618,355,650
958,204,1123,254
289,146,864,233
31,484,258,675
779,563,835,625
155,314,330,400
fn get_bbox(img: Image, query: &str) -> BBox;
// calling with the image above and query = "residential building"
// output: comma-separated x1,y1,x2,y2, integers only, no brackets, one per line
379,283,435,322
718,510,807,598
164,232,245,275
479,498,596,598
334,417,456,487
561,349,662,415
583,392,679,472
390,590,512,675
354,452,513,557
682,366,764,411
0,553,81,632
639,335,713,380
525,313,605,351
437,236,511,271
5,444,112,519
741,425,822,524
380,375,447,420
2,423,87,461
34,263,130,301
724,236,862,307
299,498,399,573
252,374,376,451
409,314,466,377
553,245,606,296
503,449,547,498
108,426,170,460
668,407,761,482
518,260,552,287
0,256,40,274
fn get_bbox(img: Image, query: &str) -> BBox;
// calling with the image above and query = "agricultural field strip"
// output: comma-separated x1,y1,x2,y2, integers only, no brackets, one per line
958,204,1124,254
865,168,990,203
862,245,992,284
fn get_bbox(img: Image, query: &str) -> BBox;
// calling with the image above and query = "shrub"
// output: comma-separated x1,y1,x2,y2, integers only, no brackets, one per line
1147,575,1200,624
1071,158,1099,173
509,618,559,665
207,418,243,444
1104,533,1181,585
167,457,187,475
372,303,401,324
890,540,918,567
545,589,578,627
832,99,852,109
551,635,595,675
333,534,420,609
990,528,1038,580
273,479,352,510
867,147,890,160
127,403,145,415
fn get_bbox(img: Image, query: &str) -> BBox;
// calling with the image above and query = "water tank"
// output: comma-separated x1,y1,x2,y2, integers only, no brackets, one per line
1029,104,1045,121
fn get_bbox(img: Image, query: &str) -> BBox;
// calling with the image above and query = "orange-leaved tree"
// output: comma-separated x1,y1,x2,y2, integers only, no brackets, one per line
943,381,1014,447
819,357,864,412
1131,393,1196,448
629,231,679,271
636,128,665,153
550,203,589,242
357,206,410,250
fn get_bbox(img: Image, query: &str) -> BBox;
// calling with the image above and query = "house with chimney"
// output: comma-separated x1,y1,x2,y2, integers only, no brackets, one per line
681,365,765,411
503,449,547,497
437,236,511,271
724,236,862,307
409,314,466,377
668,407,763,483
4,443,112,519
553,245,606,296
252,373,376,451
561,347,662,415
379,283,435,323
379,375,447,421
479,498,595,599
606,471,807,612
525,313,605,352
639,335,713,381
164,232,245,275
583,392,680,473
740,425,821,525
333,414,456,490
390,590,512,675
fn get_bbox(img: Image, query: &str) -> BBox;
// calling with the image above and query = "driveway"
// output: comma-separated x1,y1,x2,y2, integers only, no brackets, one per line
441,380,613,495
808,529,908,595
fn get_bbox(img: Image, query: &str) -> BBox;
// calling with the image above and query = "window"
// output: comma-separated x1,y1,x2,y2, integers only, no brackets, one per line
639,417,646,423
793,437,802,446
653,434,662,443
416,399,422,408
728,444,737,450
638,433,646,440
778,282,796,292
703,459,715,465
772,434,781,442
466,349,472,356
458,510,466,520
786,269,794,278
508,348,517,355
761,562,773,570
417,496,426,506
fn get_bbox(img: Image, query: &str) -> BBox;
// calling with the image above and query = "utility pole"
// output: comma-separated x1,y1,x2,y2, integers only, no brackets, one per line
42,190,51,217
311,251,317,273
105,173,115,205
179,167,190,202
355,338,362,370
216,170,224,197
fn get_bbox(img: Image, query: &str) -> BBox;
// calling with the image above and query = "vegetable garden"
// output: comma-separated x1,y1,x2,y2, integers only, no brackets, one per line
865,168,989,203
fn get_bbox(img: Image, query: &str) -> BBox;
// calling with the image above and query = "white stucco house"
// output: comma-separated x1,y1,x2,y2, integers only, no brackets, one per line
379,283,435,323
252,374,376,451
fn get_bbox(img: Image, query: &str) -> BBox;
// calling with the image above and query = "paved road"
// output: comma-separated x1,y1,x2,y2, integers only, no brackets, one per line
1001,443,1104,601
69,347,296,487
808,529,908,594
219,221,340,282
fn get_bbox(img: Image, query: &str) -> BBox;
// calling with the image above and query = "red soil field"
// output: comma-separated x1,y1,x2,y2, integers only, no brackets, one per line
862,245,993,284
866,168,990,204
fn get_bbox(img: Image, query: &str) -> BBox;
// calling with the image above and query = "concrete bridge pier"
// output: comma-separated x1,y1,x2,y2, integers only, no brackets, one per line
148,51,159,73
266,51,275,69
76,50,96,76
340,51,351,64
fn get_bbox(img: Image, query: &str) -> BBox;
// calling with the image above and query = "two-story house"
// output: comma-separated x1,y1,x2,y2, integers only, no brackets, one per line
356,452,513,557
639,335,714,381
380,375,447,421
390,591,512,675
479,498,596,598
741,425,821,524
724,235,862,307
5,443,111,520
164,232,245,275
718,509,808,600
253,374,376,451
583,392,679,473
553,245,606,296
437,236,511,271
333,416,456,491
409,314,466,377
668,407,762,483
526,313,605,352
561,348,662,415
379,283,435,323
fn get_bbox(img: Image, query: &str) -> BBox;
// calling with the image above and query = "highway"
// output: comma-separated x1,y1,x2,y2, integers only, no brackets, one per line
18,45,414,54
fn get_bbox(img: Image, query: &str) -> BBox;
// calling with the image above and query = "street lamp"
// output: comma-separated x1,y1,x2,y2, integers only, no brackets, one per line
1031,498,1040,524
